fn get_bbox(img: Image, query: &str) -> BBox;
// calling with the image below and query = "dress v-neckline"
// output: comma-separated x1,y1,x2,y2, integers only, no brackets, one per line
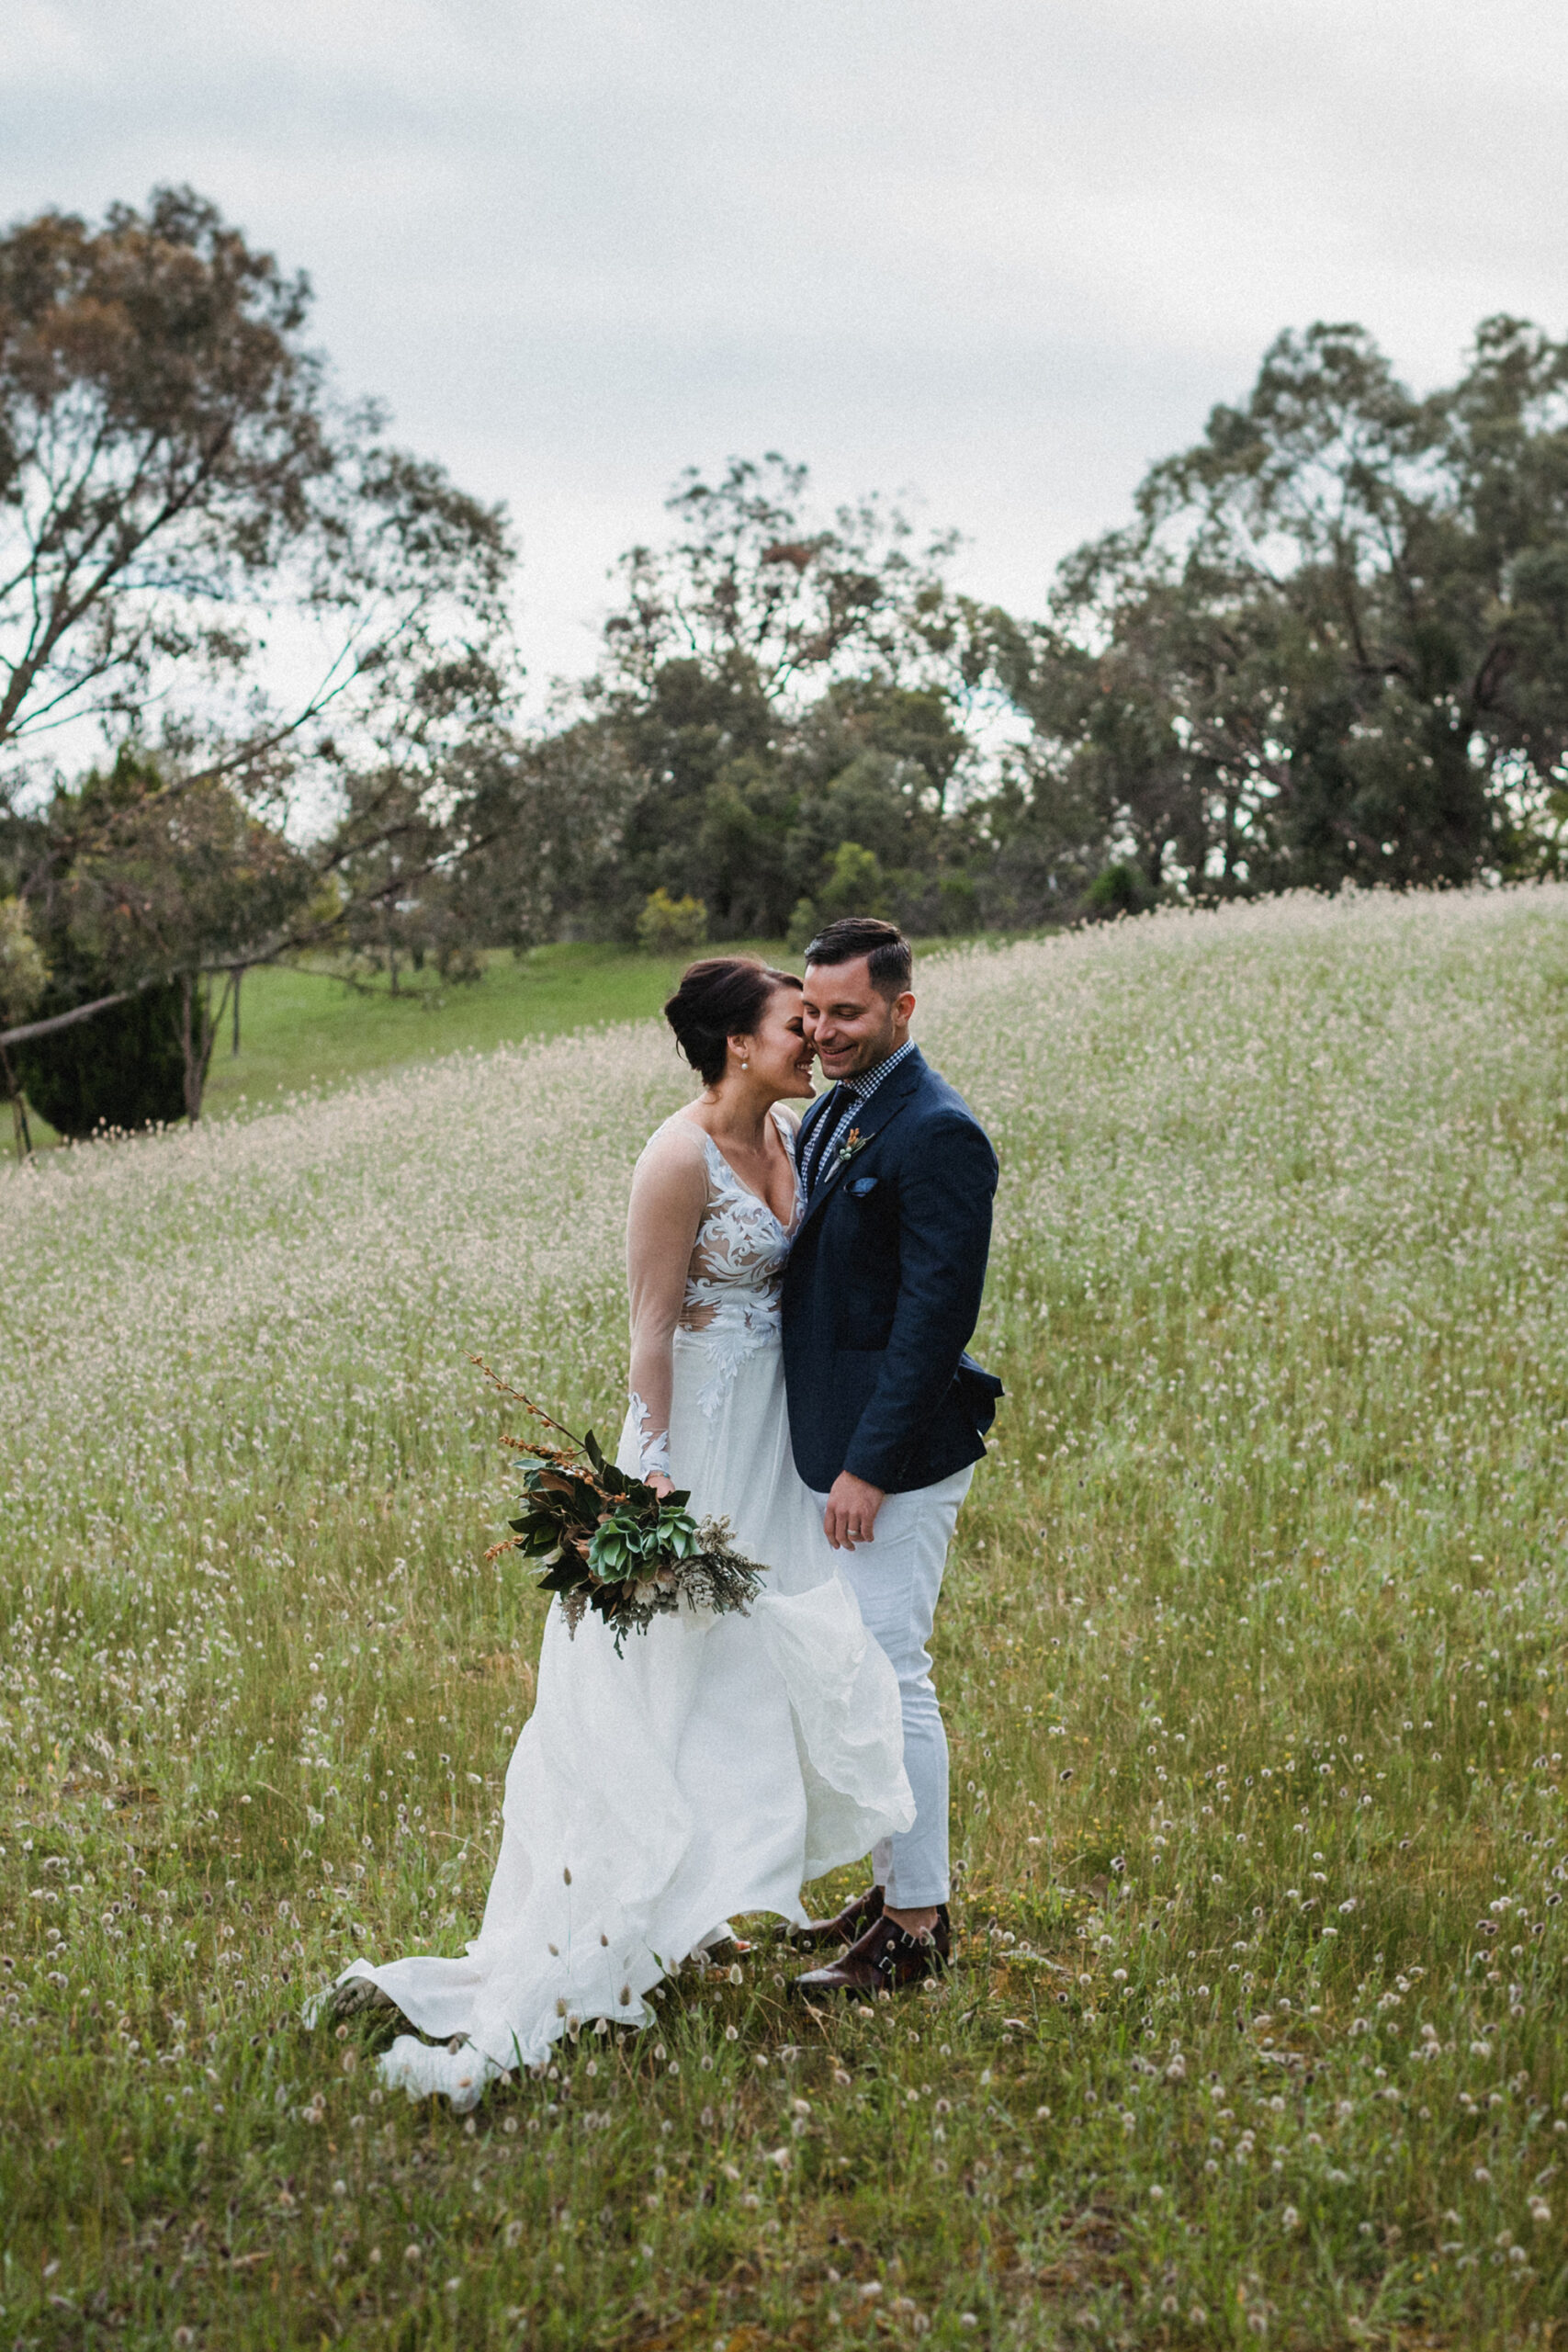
691,1109,802,1236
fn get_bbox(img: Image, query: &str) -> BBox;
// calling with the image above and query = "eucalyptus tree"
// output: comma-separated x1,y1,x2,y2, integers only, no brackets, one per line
0,185,518,1095
571,454,988,937
998,316,1568,895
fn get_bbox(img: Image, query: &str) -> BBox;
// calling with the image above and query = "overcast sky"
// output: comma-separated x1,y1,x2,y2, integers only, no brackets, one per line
5,0,1566,699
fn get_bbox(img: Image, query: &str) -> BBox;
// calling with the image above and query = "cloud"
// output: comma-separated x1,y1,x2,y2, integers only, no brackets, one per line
4,0,1566,690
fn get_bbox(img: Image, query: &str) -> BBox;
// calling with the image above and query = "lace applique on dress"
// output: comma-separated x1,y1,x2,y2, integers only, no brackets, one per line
629,1391,672,1481
681,1112,802,1420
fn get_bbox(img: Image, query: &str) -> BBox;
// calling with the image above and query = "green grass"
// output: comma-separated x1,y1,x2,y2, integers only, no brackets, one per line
4,890,1568,2347
201,946,767,1117
18,943,779,1148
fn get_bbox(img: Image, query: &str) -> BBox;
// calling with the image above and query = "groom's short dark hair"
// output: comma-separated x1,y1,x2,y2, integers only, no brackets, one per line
805,916,912,1000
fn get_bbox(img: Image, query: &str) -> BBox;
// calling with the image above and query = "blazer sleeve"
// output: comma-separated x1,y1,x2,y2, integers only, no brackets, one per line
841,1110,998,1491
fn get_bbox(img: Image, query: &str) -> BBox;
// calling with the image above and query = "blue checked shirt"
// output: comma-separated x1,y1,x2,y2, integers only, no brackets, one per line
801,1037,918,1200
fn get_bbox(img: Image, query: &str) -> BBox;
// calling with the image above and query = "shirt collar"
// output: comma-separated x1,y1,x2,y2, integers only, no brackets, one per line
842,1037,914,1101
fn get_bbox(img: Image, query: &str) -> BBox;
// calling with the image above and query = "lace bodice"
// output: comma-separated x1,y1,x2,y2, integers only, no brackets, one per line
626,1108,803,1476
681,1111,802,1332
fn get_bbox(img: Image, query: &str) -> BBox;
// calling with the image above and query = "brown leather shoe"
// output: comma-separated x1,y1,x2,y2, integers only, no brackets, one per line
791,1905,950,1996
323,1975,404,2026
786,1883,885,1952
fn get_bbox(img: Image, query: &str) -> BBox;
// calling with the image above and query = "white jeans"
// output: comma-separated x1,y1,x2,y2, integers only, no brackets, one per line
810,1465,973,1910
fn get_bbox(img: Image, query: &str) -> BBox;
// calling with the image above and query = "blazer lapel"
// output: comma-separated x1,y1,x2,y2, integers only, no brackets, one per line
795,1047,926,1236
796,1084,838,1163
794,1085,842,1204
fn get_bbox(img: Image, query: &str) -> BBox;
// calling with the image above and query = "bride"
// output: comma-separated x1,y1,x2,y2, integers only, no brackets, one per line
319,956,914,2108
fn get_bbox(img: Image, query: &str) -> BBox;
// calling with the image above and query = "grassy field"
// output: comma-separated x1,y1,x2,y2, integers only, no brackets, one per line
17,944,790,1148
199,947,774,1122
5,888,1568,2348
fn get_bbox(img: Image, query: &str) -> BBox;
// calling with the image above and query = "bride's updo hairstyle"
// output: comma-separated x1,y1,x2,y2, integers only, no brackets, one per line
664,956,802,1087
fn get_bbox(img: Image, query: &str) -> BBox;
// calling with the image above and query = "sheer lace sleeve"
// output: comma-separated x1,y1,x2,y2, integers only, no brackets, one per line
625,1121,709,1482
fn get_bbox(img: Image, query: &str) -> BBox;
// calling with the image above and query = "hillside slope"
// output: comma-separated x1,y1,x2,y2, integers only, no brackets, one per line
5,889,1567,2347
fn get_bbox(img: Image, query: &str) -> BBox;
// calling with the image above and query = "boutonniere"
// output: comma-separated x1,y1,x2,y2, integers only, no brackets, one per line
837,1127,869,1168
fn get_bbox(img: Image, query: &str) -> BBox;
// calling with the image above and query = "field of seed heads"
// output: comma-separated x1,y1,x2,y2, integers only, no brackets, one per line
4,886,1568,2349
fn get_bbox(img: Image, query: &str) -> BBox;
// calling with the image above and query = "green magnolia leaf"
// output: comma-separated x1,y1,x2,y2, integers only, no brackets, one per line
504,1393,766,1649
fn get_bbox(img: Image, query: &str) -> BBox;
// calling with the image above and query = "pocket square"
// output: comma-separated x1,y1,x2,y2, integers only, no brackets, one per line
847,1174,879,1196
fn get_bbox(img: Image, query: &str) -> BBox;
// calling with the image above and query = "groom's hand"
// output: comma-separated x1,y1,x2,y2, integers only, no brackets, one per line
823,1473,886,1551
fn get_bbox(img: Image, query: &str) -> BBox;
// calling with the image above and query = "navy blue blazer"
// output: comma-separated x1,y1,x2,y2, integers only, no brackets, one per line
780,1046,1003,1495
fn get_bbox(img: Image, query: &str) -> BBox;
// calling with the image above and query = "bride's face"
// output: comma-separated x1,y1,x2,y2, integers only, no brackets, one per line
733,983,815,1100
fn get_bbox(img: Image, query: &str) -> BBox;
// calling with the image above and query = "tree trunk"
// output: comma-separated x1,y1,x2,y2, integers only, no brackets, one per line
179,974,197,1121
0,1039,32,1161
231,966,243,1056
178,971,232,1122
179,974,212,1122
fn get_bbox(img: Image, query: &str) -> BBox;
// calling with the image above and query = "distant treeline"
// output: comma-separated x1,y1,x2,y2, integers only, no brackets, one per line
5,188,1568,1136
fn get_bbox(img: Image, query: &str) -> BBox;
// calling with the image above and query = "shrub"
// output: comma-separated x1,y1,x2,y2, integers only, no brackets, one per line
1084,861,1155,919
0,899,47,1024
935,872,979,934
785,898,818,956
818,841,886,920
636,889,708,954
16,982,187,1136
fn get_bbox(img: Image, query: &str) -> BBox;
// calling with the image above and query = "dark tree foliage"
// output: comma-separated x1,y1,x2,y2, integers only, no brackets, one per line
8,294,1568,1145
997,317,1568,899
0,187,517,1123
15,981,186,1137
0,185,513,772
0,185,330,755
13,744,312,1123
526,456,989,943
599,453,963,699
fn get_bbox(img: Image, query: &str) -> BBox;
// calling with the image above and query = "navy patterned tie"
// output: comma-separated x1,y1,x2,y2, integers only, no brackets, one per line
806,1085,850,1199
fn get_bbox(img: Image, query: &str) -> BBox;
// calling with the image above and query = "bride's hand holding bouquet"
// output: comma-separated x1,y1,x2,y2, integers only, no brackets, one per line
476,1362,769,1655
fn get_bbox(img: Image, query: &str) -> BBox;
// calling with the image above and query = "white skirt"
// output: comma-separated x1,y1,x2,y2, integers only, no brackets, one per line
322,1326,913,2108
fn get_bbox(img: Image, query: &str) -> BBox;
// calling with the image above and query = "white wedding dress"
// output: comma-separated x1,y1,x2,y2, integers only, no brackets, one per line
318,1109,912,2109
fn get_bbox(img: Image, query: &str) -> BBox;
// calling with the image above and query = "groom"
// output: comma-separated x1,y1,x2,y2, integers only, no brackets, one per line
781,916,1002,1995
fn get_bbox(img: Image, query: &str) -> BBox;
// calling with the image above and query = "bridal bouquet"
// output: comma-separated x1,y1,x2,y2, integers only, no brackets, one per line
478,1363,769,1654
